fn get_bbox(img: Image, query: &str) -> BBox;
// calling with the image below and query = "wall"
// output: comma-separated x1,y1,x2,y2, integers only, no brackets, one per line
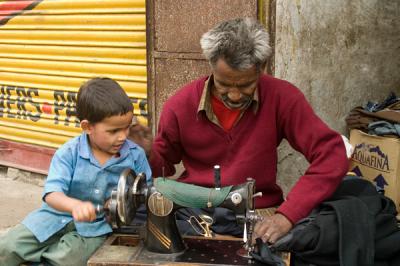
147,0,258,129
273,0,400,193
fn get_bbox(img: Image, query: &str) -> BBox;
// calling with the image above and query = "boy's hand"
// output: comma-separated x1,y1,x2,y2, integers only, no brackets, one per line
71,201,97,222
129,116,153,156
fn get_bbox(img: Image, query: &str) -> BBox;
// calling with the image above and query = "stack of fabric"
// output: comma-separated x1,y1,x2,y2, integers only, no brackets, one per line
267,177,400,266
345,92,400,137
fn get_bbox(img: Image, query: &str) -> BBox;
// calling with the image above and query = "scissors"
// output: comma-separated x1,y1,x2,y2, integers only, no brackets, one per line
187,214,214,237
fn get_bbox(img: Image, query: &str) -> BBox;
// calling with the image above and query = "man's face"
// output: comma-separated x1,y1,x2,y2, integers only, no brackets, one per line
212,59,260,110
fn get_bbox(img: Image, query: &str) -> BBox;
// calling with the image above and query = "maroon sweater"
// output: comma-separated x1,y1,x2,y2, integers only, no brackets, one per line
150,74,349,223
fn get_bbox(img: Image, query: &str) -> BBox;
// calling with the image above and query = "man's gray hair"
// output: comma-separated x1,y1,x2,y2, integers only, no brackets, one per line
200,17,272,71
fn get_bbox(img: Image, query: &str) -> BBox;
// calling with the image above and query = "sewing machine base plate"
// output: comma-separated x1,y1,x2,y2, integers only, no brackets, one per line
88,234,288,265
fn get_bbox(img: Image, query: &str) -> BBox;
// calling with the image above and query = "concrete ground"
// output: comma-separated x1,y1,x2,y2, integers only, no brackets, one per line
0,167,44,237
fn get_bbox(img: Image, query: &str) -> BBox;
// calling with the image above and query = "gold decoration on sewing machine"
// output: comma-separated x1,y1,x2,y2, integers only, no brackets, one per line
148,192,173,216
148,220,171,249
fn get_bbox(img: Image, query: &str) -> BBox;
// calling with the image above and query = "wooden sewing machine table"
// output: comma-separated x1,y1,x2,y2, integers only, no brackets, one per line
88,233,289,266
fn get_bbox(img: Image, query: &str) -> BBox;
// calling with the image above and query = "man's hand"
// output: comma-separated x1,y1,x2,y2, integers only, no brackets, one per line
71,201,97,222
253,213,293,244
128,116,153,156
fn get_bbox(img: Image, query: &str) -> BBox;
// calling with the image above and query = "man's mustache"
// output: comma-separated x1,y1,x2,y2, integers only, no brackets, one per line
221,94,252,109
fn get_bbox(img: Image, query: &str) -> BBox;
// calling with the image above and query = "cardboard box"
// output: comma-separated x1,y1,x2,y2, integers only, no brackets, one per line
349,129,400,212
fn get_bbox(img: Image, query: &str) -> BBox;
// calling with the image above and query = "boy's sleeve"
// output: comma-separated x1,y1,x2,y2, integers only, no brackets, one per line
43,147,75,200
134,148,152,185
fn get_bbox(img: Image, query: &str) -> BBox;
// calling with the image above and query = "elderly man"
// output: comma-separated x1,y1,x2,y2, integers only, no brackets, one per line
130,17,348,243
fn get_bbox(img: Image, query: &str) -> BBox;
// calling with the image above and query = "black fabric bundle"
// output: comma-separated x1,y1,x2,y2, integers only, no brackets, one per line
271,177,400,266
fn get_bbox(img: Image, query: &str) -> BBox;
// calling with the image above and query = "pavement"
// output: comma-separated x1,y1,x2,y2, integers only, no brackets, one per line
0,167,44,237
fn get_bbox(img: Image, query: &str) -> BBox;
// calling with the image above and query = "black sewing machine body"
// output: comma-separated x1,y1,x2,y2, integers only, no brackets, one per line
144,184,186,254
106,168,259,256
88,169,290,265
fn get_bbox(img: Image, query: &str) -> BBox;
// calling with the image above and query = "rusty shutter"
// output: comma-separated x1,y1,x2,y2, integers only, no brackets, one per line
0,0,147,149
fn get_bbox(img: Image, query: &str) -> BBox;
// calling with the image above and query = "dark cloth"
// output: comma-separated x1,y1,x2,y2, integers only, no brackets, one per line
175,207,243,237
150,74,348,224
365,92,399,112
251,238,285,266
272,178,400,266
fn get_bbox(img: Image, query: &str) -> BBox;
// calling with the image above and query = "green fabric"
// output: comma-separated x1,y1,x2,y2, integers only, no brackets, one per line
154,177,233,208
0,222,106,266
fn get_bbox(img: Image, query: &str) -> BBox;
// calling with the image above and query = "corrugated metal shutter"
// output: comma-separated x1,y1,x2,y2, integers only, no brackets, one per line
0,0,147,149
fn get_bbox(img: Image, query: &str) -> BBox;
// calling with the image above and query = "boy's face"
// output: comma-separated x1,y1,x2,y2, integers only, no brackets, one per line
82,112,134,157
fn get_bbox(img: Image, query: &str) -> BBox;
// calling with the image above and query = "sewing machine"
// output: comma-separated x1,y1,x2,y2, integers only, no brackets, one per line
88,167,285,266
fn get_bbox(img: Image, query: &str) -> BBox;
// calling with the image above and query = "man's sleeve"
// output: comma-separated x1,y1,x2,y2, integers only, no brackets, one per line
150,105,184,177
276,87,349,224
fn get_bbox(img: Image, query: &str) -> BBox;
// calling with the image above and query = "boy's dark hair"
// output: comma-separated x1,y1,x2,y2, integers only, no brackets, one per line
76,77,133,123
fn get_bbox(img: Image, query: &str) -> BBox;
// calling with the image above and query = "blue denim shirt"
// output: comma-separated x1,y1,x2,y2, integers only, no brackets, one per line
22,133,152,242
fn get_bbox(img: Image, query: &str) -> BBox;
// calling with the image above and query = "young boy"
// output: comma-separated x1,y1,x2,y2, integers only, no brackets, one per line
0,77,152,266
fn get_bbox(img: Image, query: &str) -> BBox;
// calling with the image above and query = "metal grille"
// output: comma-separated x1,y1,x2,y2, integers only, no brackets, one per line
0,0,147,148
